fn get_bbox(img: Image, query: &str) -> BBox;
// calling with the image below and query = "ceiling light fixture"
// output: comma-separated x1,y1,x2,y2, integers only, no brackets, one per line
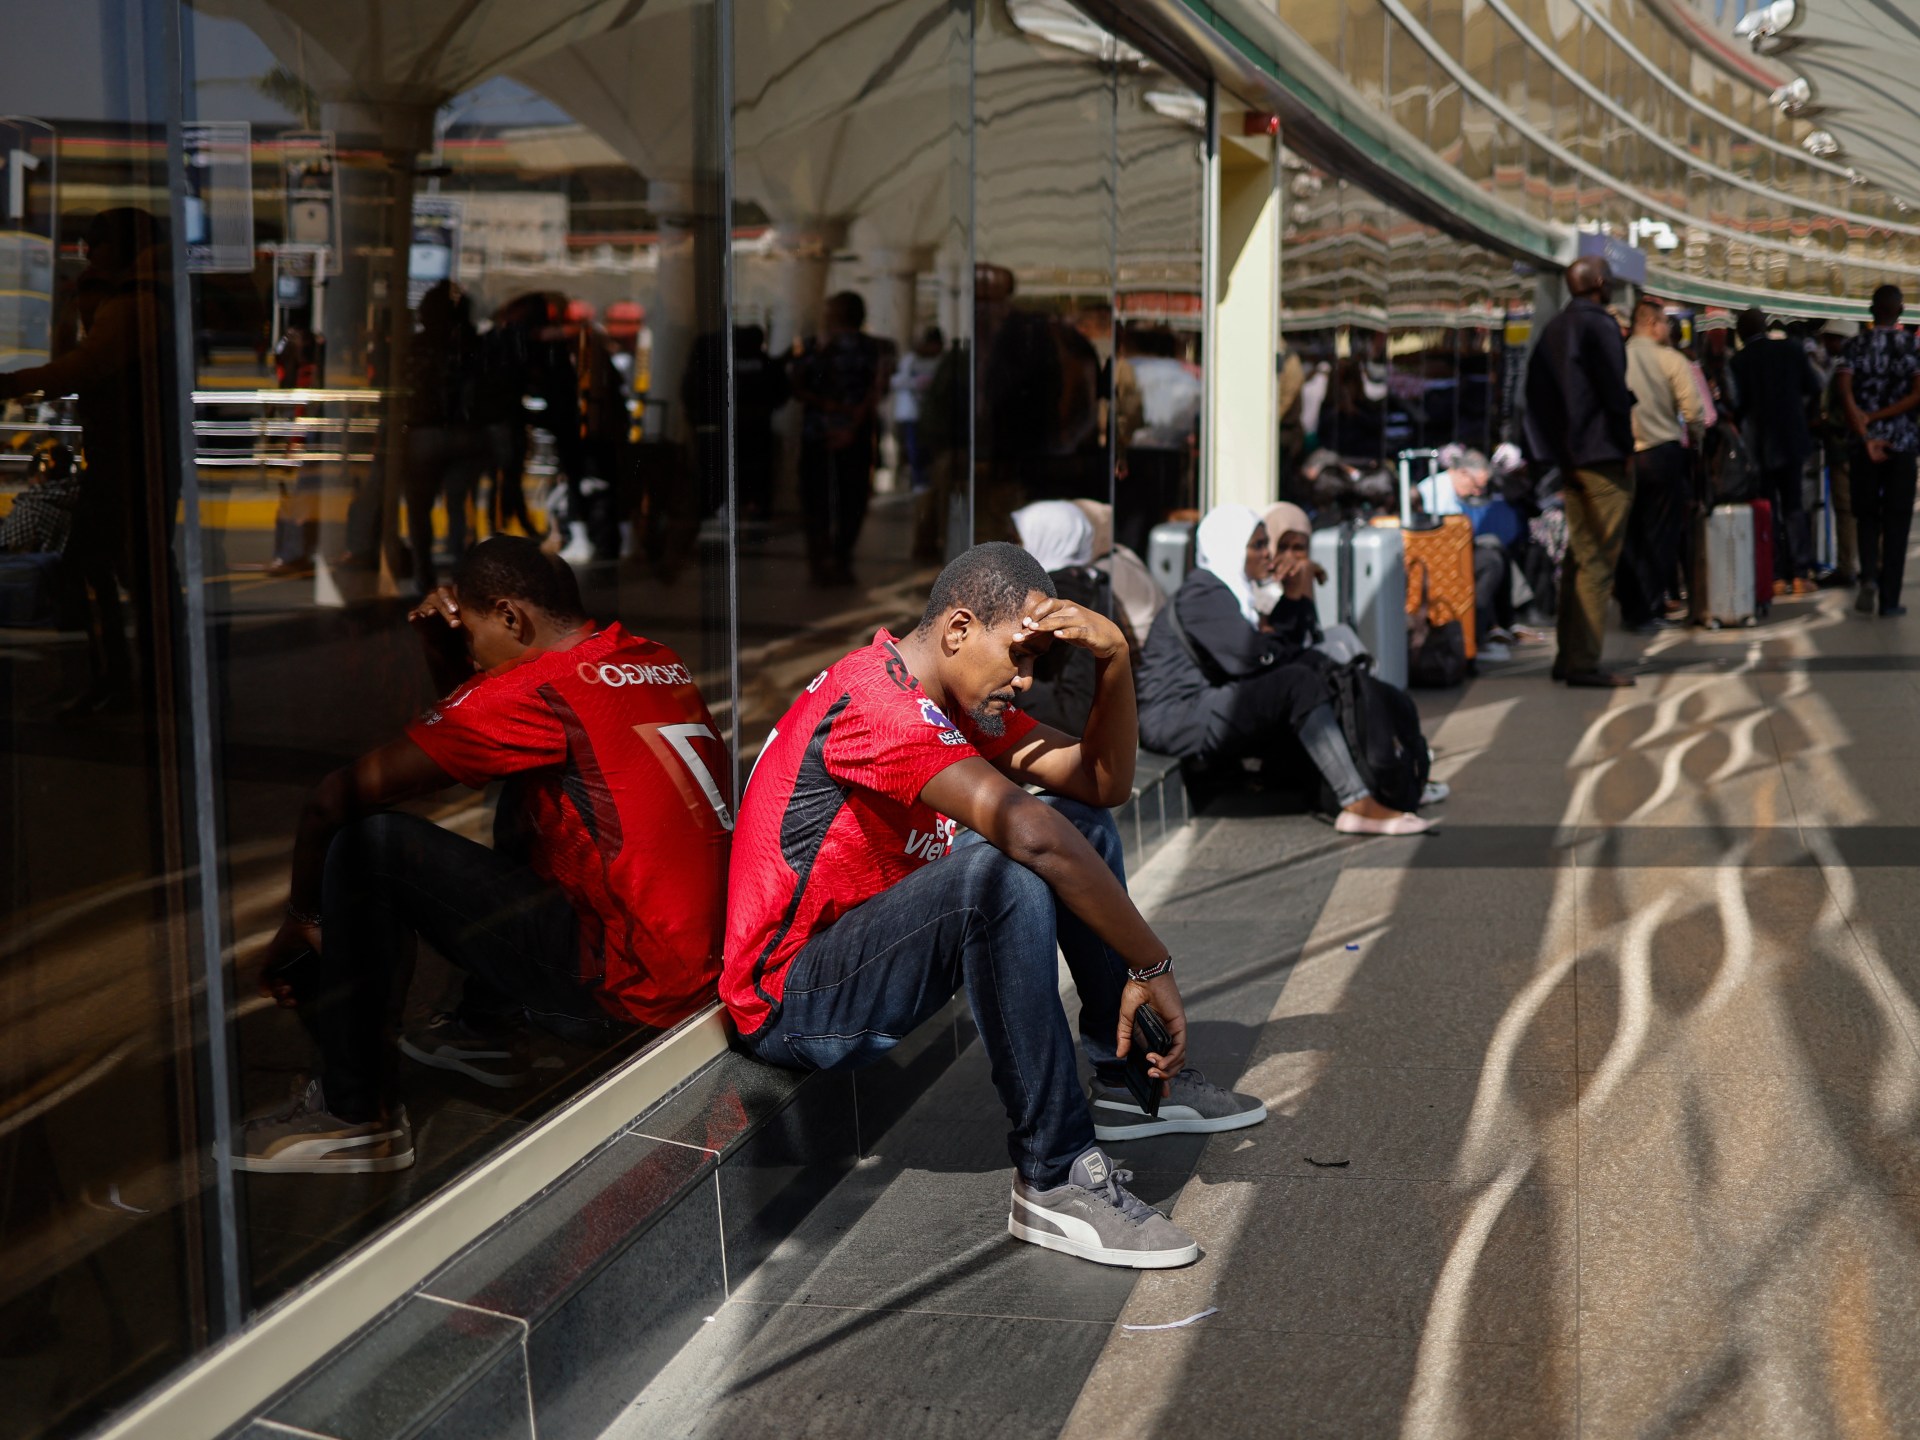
1735,0,1801,51
1770,77,1812,113
1145,90,1207,128
1804,130,1841,158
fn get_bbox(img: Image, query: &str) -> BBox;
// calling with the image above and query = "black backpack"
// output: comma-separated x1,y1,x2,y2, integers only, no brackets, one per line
1710,421,1759,503
1322,657,1431,813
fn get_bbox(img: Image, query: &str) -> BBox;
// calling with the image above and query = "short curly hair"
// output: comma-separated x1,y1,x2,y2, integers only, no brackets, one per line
452,537,586,621
917,542,1055,633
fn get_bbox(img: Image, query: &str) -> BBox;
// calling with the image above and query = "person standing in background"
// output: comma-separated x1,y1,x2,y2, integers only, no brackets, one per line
1725,307,1820,598
1621,299,1704,632
790,291,884,587
1813,319,1860,586
1837,286,1920,618
892,327,943,495
1523,256,1638,688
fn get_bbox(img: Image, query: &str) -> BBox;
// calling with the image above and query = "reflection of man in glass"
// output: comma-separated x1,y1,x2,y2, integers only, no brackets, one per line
0,208,178,719
245,539,729,1173
789,291,884,586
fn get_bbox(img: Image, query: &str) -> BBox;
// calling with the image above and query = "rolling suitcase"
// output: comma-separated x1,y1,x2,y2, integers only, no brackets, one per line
1147,520,1195,598
1396,450,1478,658
1751,496,1774,614
1693,503,1757,629
1312,522,1409,691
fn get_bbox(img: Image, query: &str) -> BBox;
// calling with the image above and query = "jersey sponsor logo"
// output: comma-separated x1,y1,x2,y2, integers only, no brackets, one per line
902,818,956,862
577,660,694,688
916,695,969,746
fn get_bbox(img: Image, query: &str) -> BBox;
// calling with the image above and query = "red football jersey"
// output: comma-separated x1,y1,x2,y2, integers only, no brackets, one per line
406,623,730,1028
722,630,1036,1038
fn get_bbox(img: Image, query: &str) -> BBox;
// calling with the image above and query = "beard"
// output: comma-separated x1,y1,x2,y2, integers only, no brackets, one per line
968,690,1017,737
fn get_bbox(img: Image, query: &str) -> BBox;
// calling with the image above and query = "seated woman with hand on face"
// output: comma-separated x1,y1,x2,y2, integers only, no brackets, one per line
1135,504,1434,836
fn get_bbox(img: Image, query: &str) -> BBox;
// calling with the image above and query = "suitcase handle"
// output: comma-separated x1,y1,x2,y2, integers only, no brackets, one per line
1397,447,1443,528
1338,523,1357,628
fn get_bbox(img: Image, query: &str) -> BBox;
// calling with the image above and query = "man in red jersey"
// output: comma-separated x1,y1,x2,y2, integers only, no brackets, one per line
242,538,729,1174
727,542,1263,1269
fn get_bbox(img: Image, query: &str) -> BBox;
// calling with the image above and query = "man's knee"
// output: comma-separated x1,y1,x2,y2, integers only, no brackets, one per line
947,840,1055,924
324,810,430,887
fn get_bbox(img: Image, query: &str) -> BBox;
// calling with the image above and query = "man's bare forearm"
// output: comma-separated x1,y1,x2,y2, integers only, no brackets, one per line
1078,650,1137,802
288,771,352,914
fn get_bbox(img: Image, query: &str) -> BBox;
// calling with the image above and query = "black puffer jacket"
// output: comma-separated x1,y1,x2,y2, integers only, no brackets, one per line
1136,570,1328,760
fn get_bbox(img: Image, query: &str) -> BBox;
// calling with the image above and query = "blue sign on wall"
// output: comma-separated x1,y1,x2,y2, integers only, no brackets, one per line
1575,231,1648,286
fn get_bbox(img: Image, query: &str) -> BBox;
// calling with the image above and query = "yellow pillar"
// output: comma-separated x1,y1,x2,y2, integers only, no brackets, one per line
1207,115,1281,514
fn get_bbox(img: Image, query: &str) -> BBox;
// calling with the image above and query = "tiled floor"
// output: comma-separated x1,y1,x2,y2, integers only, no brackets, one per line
604,571,1920,1440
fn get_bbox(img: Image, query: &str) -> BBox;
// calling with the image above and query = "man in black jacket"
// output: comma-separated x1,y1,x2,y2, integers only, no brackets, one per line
1725,308,1820,596
1523,257,1638,688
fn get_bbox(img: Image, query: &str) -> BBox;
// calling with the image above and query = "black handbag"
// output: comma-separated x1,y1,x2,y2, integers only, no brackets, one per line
1406,558,1469,688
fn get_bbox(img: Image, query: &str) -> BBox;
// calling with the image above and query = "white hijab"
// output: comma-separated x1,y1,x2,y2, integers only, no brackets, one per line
1012,500,1094,572
1194,504,1264,626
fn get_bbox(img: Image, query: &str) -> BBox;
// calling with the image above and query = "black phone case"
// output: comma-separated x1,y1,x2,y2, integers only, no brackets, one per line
1122,1003,1173,1117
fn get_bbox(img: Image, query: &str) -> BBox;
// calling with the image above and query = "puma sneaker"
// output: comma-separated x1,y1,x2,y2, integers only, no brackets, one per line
1090,1068,1267,1141
399,1012,529,1088
1008,1147,1198,1269
235,1079,415,1174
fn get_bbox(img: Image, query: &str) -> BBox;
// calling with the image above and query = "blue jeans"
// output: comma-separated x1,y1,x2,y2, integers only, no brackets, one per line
747,797,1131,1188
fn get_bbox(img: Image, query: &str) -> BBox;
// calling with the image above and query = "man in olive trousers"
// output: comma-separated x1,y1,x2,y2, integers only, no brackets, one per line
1524,256,1639,688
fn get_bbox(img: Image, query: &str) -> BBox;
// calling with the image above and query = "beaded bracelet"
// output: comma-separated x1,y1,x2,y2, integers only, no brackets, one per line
286,901,322,927
1127,955,1173,983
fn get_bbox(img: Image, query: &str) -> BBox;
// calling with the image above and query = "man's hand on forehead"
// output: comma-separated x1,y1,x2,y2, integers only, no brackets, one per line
1018,596,1125,662
408,585,464,632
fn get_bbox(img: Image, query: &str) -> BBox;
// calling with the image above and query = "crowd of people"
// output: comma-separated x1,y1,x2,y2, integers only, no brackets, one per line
1523,262,1920,686
1268,262,1920,695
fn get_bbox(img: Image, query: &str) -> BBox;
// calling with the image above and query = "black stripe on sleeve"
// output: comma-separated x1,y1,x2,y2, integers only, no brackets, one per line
743,692,853,1035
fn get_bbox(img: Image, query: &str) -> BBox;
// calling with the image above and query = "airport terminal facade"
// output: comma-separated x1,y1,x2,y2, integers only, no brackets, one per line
4,1,1916,1435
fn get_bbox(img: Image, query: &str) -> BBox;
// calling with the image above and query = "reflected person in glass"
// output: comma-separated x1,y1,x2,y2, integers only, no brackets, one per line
242,539,730,1173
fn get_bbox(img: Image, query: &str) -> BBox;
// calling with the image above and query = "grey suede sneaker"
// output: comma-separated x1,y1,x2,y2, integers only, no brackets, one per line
399,1011,529,1089
1008,1148,1199,1269
234,1079,415,1174
1089,1068,1267,1141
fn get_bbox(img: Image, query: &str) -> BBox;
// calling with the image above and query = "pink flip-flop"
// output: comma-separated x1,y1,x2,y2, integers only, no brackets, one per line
1334,810,1435,837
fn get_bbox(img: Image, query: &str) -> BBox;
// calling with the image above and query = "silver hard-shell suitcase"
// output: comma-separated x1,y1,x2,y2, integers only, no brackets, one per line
1694,503,1757,629
1147,520,1195,598
1312,521,1409,691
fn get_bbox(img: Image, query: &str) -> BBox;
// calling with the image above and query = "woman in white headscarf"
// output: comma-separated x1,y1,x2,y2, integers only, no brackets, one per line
1135,504,1432,835
1012,500,1136,734
1011,500,1094,571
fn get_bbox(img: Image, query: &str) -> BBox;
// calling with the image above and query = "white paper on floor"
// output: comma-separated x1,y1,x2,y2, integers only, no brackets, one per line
1122,1307,1217,1332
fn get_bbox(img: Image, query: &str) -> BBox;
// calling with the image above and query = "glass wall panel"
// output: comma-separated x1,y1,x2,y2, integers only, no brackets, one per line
973,1,1115,546
0,7,207,1435
1114,61,1205,552
177,0,735,1323
732,0,970,751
